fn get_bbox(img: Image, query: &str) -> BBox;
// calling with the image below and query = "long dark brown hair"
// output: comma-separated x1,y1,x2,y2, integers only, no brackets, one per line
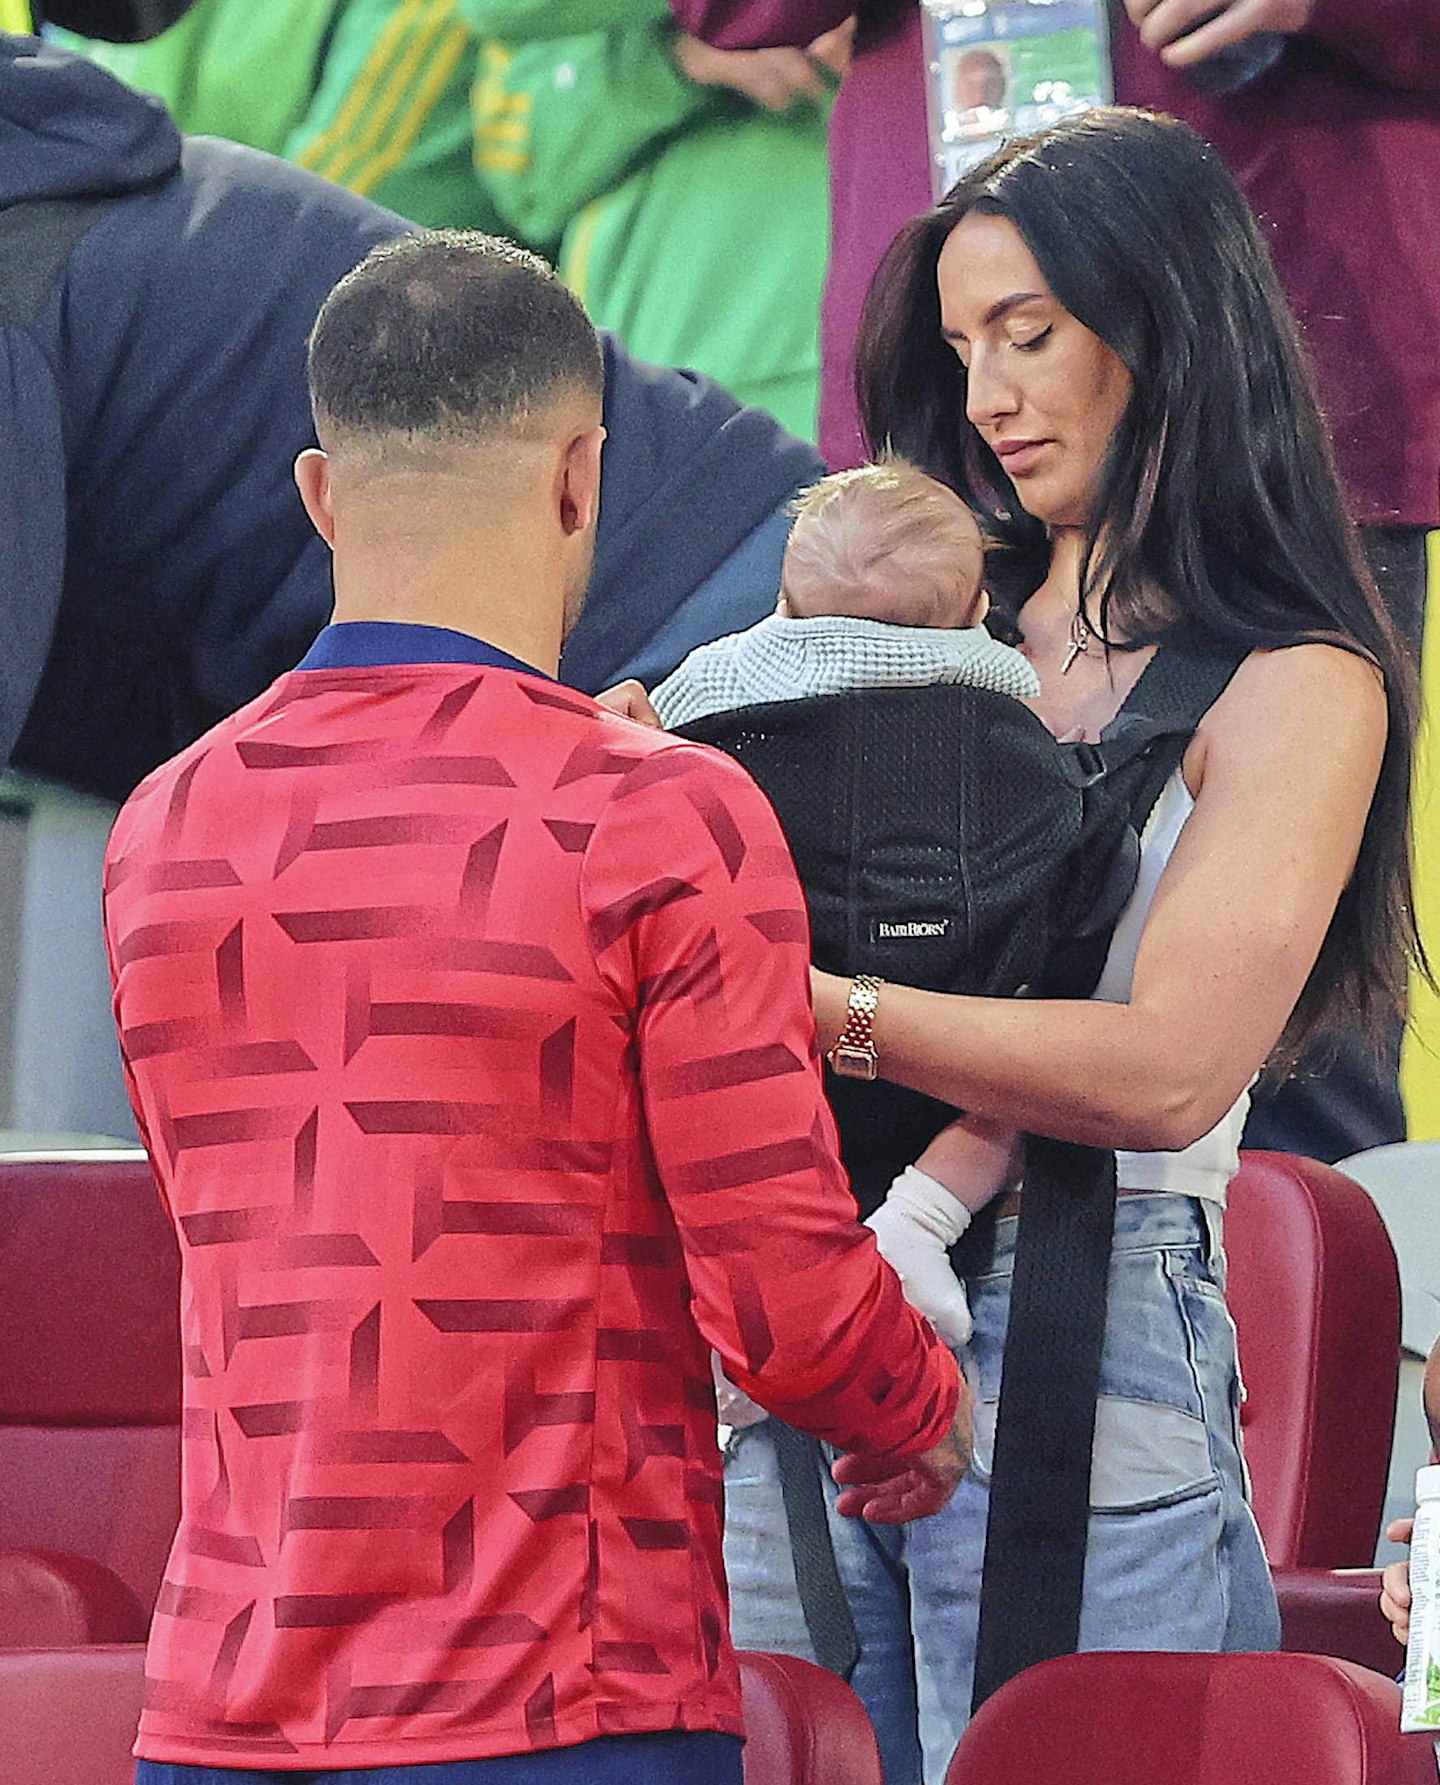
856,107,1423,1063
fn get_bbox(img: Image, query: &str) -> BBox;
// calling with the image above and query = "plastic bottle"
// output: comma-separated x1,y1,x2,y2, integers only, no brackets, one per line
1184,29,1285,95
1401,1466,1440,1732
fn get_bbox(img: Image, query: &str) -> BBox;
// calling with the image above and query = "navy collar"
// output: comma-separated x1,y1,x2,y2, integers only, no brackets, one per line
296,621,553,680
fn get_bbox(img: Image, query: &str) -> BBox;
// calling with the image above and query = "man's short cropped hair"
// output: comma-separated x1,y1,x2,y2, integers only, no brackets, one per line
782,459,986,627
307,231,604,446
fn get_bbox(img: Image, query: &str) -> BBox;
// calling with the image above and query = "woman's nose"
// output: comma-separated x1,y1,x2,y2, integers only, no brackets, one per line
965,349,1020,428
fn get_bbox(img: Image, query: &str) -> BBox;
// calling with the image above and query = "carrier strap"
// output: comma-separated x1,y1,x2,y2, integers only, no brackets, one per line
770,1421,861,1680
970,1137,1116,1705
970,631,1246,1712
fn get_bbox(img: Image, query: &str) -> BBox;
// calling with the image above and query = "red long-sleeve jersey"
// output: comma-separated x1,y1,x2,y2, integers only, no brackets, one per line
103,658,958,1771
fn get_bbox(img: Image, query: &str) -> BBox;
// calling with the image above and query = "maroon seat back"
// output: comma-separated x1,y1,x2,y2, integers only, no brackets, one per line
0,1154,182,1626
738,1651,883,1785
946,1651,1437,1785
1225,1151,1400,1568
0,1550,147,1646
0,1645,147,1785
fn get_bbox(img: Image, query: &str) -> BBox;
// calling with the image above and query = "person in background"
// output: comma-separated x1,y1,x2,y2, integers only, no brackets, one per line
57,0,841,438
0,32,822,806
465,0,845,441
49,0,499,228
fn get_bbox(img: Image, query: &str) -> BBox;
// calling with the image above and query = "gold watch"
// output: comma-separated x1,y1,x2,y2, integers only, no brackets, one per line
827,974,883,1080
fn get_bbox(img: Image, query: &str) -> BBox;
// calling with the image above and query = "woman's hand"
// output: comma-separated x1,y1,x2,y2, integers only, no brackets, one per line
595,679,664,728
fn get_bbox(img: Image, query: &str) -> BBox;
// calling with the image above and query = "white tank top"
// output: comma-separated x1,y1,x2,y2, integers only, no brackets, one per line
1089,769,1248,1204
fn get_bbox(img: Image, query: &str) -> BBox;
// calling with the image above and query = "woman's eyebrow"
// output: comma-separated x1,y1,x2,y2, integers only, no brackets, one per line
941,291,1048,342
983,291,1047,325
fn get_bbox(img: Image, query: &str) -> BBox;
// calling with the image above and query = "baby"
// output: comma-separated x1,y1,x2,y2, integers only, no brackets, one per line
650,458,1038,728
654,460,1039,1354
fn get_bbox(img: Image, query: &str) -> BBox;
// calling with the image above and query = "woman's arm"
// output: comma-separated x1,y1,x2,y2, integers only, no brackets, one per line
815,644,1389,1152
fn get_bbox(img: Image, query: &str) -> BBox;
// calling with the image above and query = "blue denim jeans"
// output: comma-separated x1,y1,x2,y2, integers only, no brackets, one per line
135,1732,743,1783
723,1194,1281,1785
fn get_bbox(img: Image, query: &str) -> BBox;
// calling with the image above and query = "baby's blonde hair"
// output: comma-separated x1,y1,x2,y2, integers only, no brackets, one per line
781,459,986,628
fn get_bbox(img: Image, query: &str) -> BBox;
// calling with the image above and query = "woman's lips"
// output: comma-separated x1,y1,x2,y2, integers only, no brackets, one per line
993,439,1050,476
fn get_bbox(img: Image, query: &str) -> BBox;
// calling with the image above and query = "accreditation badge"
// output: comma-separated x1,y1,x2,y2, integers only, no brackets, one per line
920,0,1113,201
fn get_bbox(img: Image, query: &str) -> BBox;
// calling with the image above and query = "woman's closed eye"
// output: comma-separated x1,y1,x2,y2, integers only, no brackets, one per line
1009,324,1053,352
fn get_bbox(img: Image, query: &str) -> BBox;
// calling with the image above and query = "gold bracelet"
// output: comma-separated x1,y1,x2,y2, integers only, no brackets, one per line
827,974,883,1081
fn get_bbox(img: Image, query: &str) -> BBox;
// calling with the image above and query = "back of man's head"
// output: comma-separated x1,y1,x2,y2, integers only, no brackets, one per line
307,231,604,457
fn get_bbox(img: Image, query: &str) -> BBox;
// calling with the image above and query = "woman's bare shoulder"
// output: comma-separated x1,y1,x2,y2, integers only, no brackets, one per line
1208,640,1385,741
1224,638,1385,705
1188,640,1387,795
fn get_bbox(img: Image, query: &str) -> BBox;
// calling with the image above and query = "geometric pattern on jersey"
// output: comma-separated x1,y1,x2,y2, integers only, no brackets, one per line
104,661,957,1770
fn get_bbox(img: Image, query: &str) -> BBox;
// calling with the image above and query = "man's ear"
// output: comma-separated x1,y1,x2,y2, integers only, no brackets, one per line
294,448,336,547
558,424,606,537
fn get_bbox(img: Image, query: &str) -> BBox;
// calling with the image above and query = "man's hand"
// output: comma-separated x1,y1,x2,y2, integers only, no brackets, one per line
1125,0,1314,70
672,32,829,109
1381,1516,1415,1645
595,679,664,728
830,1393,973,1524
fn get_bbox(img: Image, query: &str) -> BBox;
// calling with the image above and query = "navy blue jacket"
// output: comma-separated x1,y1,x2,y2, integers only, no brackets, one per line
0,36,822,798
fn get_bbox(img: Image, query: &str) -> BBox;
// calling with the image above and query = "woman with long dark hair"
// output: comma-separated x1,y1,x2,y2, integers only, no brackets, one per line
725,108,1424,1783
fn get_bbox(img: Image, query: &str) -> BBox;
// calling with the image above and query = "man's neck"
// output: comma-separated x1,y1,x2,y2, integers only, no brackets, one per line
328,526,564,677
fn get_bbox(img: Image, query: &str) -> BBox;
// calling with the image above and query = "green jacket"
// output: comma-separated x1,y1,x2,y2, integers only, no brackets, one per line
465,0,828,439
56,0,498,229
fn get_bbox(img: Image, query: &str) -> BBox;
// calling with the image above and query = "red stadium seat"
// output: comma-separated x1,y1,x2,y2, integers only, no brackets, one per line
1226,1150,1400,1570
0,1549,147,1647
0,1644,146,1785
738,1650,883,1785
0,1646,876,1784
945,1651,1436,1784
1224,1152,1402,1672
0,1153,181,1642
1273,1566,1401,1678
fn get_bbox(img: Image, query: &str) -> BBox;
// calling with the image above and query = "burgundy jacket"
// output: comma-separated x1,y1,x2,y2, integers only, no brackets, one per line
671,0,1440,526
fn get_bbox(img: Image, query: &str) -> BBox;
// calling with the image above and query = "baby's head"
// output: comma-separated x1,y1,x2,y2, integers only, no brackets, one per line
779,460,987,629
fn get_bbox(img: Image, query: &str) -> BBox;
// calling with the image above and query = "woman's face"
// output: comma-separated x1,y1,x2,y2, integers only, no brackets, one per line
936,211,1133,532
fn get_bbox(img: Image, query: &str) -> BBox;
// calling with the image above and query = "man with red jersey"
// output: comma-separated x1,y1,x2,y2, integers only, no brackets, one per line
103,231,968,1784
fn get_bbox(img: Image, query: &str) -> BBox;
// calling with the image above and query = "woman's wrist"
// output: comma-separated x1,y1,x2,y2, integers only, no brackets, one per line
810,967,851,1052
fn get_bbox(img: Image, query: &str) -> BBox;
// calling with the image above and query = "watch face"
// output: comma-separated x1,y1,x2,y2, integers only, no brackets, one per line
831,1044,878,1081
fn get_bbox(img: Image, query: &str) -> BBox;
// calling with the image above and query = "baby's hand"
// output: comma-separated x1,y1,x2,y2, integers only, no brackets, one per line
866,1167,974,1348
711,1350,768,1431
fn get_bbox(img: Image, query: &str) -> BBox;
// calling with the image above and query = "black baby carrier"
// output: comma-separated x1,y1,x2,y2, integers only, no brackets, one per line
676,631,1245,1709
